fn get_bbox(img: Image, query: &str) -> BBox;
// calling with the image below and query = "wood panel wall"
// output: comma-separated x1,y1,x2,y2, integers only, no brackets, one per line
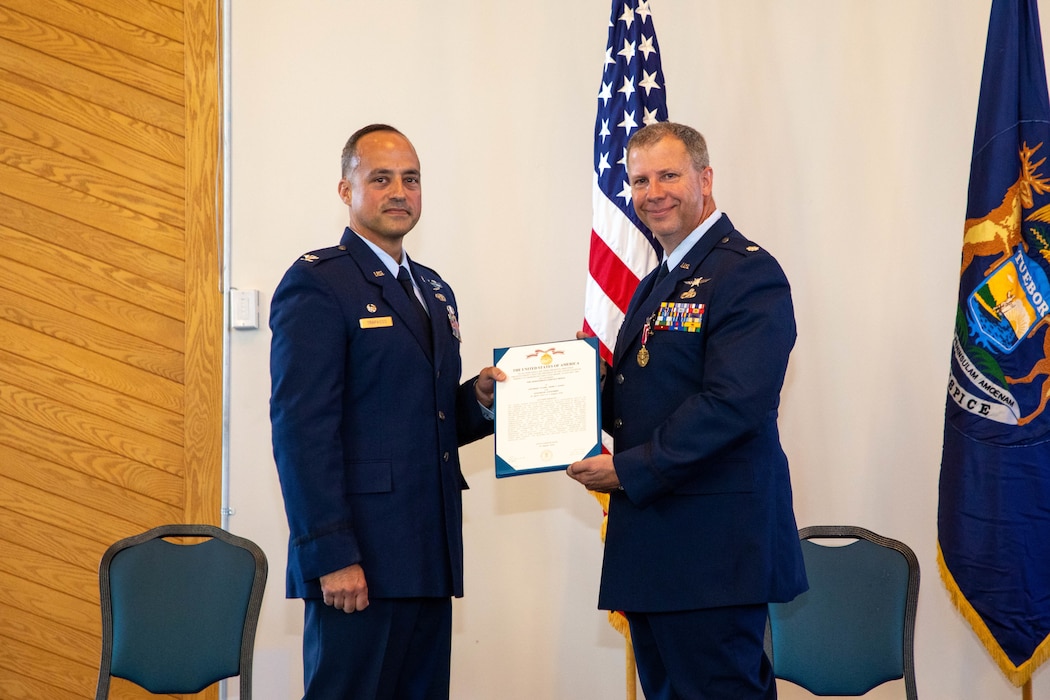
0,0,224,697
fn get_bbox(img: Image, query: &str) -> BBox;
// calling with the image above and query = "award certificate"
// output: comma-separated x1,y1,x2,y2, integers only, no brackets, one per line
493,337,602,477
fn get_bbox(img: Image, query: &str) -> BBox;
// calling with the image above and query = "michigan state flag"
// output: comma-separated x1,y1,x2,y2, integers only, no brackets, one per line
939,0,1050,685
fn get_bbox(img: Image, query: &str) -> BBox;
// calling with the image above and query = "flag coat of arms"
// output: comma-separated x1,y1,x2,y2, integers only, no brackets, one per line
939,0,1050,685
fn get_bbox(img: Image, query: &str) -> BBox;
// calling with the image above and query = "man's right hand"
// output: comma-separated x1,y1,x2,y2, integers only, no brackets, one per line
320,563,369,613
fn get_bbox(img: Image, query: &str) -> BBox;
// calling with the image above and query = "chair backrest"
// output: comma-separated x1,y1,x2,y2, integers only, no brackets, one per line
767,525,919,699
95,524,267,699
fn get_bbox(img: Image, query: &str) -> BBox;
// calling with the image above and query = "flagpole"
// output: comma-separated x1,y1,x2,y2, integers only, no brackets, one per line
1023,679,1031,700
585,0,668,692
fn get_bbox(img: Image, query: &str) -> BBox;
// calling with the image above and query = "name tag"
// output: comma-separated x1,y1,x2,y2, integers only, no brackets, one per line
359,316,393,329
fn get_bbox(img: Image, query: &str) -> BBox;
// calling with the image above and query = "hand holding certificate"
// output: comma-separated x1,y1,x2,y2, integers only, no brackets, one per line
493,338,602,477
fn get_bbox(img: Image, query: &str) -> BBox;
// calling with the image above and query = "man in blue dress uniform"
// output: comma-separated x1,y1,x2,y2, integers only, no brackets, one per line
270,124,504,699
568,122,807,699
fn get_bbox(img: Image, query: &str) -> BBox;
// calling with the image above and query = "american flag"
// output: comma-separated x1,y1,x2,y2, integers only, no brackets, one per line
583,0,668,364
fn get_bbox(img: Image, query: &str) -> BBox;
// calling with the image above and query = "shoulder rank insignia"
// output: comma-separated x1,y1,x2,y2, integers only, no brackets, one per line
746,245,760,252
300,254,320,263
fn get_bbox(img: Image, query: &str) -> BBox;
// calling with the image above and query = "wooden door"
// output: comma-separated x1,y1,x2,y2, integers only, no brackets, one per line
0,0,224,697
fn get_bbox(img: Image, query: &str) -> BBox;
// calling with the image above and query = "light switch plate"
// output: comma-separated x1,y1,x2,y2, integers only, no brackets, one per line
231,288,260,330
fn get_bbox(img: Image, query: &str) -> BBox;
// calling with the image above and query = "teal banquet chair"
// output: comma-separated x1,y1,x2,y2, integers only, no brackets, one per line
95,524,268,699
767,525,919,699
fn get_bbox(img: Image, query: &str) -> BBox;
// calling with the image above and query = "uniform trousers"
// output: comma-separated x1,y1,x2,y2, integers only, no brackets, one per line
626,603,775,700
303,597,452,700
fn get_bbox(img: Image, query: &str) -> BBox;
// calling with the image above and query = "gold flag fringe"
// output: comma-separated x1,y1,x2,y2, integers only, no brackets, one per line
593,490,610,540
591,489,638,699
938,542,1050,687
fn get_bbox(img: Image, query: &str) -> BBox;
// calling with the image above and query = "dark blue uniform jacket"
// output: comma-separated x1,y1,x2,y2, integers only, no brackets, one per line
600,214,808,612
270,228,491,600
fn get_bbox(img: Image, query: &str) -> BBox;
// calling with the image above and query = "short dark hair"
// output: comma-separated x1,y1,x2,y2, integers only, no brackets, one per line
341,124,405,177
627,122,710,171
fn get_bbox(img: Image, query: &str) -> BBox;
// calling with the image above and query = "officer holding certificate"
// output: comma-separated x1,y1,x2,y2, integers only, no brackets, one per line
270,124,504,699
567,122,807,699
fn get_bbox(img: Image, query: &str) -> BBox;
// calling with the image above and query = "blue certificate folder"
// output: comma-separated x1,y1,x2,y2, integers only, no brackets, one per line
493,337,602,478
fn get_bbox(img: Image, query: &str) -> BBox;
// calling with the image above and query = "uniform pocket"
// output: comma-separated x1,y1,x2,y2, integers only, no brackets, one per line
345,460,393,494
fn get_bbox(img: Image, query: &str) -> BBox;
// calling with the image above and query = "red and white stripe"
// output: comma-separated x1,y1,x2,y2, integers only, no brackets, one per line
584,172,659,364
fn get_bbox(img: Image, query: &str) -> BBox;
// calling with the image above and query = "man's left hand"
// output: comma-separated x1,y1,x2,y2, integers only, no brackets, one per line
566,454,621,493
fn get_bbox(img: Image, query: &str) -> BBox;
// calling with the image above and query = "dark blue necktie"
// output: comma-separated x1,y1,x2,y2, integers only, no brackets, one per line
654,261,670,285
397,267,431,338
642,261,670,301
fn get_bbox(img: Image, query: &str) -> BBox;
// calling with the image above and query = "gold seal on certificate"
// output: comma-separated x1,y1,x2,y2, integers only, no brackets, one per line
493,338,602,477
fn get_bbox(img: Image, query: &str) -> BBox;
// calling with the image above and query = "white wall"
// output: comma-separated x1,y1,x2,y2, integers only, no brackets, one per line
226,1,1050,698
